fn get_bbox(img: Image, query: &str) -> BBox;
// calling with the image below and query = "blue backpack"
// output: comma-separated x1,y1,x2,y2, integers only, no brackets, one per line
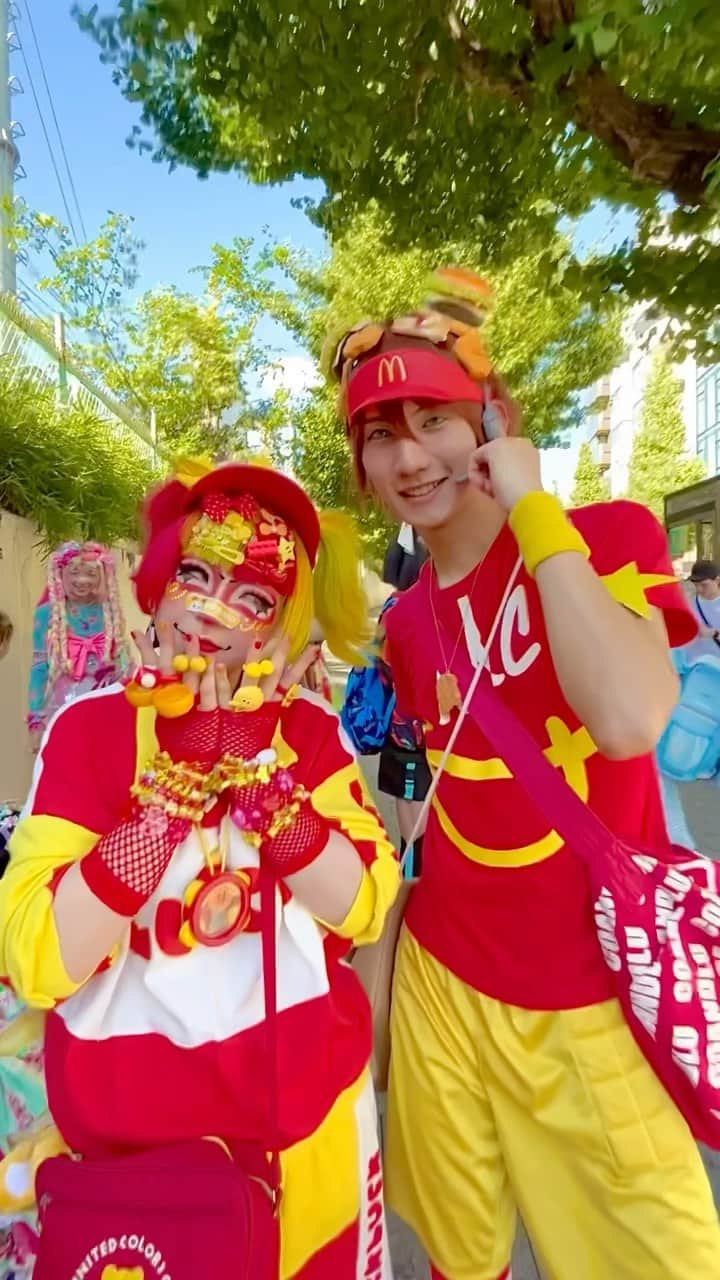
341,599,397,755
656,654,720,782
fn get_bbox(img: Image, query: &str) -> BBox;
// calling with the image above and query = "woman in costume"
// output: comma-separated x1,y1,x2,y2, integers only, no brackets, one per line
27,541,129,748
0,457,398,1280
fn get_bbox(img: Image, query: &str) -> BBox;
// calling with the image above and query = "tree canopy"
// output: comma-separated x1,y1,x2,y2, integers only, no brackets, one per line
570,440,610,506
627,346,705,517
251,204,623,554
76,0,720,357
14,206,288,454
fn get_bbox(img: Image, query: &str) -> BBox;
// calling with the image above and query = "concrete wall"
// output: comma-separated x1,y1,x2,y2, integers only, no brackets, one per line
0,510,145,804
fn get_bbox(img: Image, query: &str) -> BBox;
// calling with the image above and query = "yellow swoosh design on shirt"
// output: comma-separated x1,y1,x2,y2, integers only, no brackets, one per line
427,719,596,867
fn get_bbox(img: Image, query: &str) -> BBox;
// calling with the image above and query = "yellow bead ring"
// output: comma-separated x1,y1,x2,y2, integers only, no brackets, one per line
242,658,275,679
172,654,209,675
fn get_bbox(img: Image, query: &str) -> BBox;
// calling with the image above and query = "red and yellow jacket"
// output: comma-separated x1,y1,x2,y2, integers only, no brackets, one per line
0,685,398,1157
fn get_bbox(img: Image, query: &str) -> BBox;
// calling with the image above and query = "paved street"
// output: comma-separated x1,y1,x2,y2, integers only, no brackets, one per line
352,725,720,1278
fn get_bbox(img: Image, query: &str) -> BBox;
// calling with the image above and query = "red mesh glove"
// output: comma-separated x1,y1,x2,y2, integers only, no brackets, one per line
157,704,282,768
219,704,282,761
81,807,190,917
229,777,329,876
263,798,330,876
155,707,222,769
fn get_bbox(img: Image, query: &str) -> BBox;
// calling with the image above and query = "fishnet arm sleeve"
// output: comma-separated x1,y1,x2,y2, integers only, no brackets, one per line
81,809,190,917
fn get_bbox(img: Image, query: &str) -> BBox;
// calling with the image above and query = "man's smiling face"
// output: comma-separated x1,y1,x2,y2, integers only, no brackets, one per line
154,555,282,665
359,399,480,530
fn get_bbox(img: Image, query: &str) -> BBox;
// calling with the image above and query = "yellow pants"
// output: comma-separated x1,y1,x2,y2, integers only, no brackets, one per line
386,930,720,1280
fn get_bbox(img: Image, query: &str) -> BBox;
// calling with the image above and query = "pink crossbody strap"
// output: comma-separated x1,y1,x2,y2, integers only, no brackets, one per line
448,633,612,868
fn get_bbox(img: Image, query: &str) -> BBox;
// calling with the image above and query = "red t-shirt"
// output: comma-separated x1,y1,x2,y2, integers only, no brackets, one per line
384,500,697,1011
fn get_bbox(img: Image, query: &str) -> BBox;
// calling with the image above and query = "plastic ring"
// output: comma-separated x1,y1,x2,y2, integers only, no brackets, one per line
172,654,190,674
243,659,275,679
189,656,208,674
230,686,265,713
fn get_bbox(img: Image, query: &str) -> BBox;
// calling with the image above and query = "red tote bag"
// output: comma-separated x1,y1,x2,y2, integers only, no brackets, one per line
34,866,281,1279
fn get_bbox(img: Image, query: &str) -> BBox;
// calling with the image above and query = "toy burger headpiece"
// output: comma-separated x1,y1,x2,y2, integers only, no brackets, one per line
329,267,507,487
133,456,369,665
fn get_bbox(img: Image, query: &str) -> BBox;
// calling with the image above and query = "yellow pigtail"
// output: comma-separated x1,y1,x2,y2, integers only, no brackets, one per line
313,510,371,665
280,540,314,662
280,510,371,664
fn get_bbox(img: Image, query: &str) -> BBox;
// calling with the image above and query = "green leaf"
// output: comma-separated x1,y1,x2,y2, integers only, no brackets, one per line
591,26,619,59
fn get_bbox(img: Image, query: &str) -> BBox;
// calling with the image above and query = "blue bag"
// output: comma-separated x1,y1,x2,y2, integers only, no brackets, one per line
341,599,397,754
657,655,720,782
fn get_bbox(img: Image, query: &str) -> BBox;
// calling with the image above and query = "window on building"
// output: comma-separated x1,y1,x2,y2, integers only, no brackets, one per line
696,365,720,475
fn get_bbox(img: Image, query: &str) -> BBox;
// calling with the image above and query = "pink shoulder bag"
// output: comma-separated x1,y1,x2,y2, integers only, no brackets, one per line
450,636,720,1150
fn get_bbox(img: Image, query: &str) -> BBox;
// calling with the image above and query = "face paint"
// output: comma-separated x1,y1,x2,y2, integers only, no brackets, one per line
156,556,282,666
185,593,241,630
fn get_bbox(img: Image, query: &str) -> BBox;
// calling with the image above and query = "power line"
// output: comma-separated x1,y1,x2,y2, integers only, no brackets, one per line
21,0,87,241
16,288,48,323
16,34,79,243
24,257,65,308
17,273,55,317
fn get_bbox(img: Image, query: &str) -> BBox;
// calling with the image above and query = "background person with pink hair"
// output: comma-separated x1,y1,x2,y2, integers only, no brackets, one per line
26,542,129,750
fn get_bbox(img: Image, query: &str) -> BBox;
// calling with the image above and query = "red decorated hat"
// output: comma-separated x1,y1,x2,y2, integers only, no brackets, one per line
134,457,321,615
187,463,320,566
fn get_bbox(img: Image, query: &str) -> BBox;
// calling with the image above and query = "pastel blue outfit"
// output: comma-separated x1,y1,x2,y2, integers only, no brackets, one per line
27,601,125,733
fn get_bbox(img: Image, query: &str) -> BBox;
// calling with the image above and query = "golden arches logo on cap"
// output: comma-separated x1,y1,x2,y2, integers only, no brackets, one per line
346,346,487,424
377,355,408,388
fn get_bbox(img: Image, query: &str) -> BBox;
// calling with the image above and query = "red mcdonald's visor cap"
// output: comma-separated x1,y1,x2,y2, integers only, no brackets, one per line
346,347,486,423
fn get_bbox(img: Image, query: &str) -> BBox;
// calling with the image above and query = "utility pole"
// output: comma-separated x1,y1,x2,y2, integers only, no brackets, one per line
0,0,20,295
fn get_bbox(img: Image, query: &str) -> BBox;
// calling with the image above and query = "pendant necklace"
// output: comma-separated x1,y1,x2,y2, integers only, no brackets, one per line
186,820,259,948
428,560,484,720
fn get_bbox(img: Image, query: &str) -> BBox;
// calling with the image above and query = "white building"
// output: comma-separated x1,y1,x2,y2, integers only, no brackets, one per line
585,308,700,498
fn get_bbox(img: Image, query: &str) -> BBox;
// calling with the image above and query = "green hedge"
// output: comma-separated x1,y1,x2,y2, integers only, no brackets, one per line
0,360,157,550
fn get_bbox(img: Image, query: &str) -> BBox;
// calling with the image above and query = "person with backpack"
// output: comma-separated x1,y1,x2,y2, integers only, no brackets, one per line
382,524,428,591
654,560,720,830
685,559,720,661
379,531,430,874
331,268,720,1280
0,456,398,1279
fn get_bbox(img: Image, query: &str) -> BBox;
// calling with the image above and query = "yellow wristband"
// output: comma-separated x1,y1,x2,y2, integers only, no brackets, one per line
317,869,376,940
509,491,590,577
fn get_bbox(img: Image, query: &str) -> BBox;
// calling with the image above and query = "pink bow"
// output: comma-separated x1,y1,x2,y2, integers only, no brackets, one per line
67,632,106,681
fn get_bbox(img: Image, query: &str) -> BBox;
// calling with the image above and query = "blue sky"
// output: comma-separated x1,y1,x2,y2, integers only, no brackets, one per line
14,1,325,340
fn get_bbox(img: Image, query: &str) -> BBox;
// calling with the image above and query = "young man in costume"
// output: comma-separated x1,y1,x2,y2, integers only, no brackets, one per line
27,541,129,750
332,272,720,1280
0,457,398,1279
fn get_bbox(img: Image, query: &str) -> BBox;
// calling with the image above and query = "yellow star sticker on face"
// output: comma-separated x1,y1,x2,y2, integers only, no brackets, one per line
600,563,676,618
278,535,296,567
